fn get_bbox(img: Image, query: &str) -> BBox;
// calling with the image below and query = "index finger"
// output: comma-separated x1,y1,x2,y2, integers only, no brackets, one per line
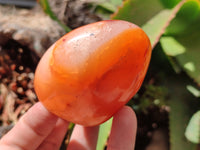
0,102,58,150
107,106,137,150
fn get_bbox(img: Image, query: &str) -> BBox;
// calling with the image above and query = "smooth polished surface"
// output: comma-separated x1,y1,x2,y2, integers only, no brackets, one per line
34,20,151,126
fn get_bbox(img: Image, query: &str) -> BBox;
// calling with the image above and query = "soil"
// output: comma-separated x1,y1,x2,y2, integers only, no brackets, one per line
0,1,169,150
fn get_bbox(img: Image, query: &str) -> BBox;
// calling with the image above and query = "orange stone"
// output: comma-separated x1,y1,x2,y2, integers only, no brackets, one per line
34,20,151,126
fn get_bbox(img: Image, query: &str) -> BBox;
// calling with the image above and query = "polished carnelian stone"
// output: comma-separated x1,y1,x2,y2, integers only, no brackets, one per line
34,20,151,126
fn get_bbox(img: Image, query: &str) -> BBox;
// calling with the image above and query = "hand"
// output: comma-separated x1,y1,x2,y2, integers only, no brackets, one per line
0,102,137,150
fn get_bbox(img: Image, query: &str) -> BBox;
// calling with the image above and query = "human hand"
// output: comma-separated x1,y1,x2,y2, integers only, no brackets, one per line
0,102,137,150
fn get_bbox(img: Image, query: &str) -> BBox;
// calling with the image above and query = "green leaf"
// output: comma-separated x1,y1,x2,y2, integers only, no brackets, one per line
160,37,186,56
98,2,118,12
176,33,200,85
161,16,200,84
110,0,123,6
112,0,165,26
149,45,199,150
186,85,200,97
166,75,198,150
165,0,200,35
96,118,113,150
97,0,123,12
142,0,186,48
160,1,200,84
142,10,174,48
185,111,200,144
112,0,185,48
38,0,71,32
160,0,182,8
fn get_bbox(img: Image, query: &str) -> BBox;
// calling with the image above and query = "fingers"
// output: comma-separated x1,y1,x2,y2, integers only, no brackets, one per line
67,106,137,150
107,106,137,150
0,102,59,150
37,118,69,150
67,125,99,150
0,103,137,150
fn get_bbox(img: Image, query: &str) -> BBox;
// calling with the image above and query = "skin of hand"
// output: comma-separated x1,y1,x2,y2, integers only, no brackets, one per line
0,102,137,150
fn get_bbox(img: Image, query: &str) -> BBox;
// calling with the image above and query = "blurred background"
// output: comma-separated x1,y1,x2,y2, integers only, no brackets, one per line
0,0,200,150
